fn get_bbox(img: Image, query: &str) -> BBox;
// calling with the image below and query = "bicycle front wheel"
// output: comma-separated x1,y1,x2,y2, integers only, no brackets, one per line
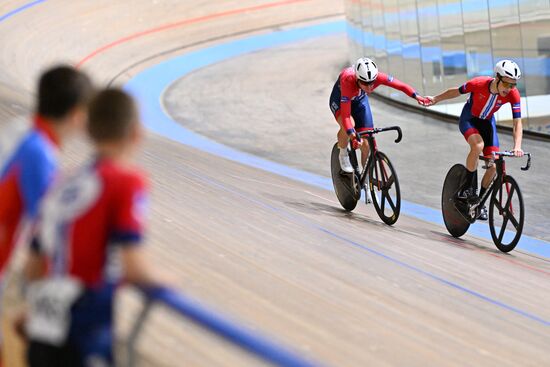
368,151,401,225
489,175,524,252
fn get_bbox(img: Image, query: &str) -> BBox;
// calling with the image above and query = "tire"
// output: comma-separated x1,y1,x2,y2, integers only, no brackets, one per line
441,164,470,237
489,175,524,252
368,151,400,225
330,143,360,211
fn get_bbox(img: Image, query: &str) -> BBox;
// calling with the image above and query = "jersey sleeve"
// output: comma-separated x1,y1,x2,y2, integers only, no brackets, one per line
458,78,480,94
378,73,417,98
339,73,355,133
110,174,149,246
20,145,56,219
510,90,521,119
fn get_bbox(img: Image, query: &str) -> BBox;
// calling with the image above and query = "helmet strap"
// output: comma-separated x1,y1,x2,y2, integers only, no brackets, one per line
494,75,502,93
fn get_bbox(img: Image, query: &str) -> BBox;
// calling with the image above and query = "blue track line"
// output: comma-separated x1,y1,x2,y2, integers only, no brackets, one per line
124,20,550,259
0,0,46,23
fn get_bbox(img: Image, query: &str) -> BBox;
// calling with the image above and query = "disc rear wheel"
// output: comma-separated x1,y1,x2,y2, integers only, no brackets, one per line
330,143,360,211
442,164,470,237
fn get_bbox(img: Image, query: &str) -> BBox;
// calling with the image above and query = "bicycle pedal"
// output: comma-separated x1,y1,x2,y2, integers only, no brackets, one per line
454,200,476,224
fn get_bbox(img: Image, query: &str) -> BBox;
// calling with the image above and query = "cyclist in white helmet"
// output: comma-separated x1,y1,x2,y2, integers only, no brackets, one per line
426,59,524,220
329,57,430,173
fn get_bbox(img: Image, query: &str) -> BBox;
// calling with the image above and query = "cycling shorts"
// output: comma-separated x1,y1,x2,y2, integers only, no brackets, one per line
459,101,499,157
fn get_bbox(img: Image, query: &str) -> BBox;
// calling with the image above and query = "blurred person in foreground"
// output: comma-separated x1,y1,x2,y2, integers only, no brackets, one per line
0,65,92,366
24,88,162,367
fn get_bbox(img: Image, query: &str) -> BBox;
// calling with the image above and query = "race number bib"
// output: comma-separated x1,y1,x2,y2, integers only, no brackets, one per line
26,277,83,345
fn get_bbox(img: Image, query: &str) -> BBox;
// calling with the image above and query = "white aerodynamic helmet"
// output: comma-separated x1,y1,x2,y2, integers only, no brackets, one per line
494,60,521,80
355,57,378,83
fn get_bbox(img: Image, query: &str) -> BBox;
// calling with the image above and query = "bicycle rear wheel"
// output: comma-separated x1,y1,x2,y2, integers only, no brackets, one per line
368,151,400,225
489,175,524,252
330,143,360,211
442,164,470,237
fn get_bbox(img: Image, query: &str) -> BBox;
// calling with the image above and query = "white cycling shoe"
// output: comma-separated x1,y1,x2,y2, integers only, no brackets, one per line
339,149,353,173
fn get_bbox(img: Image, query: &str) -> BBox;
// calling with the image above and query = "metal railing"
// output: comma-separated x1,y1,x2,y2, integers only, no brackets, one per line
125,286,324,367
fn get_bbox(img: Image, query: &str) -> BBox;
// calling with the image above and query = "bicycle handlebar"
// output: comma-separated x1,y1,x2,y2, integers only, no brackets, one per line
491,151,532,171
357,126,402,143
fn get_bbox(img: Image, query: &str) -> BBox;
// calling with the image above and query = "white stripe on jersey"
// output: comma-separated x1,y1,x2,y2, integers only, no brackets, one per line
480,93,497,119
39,166,101,275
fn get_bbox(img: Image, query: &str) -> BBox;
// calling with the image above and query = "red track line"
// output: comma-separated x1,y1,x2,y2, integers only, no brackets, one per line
442,235,550,276
76,0,310,68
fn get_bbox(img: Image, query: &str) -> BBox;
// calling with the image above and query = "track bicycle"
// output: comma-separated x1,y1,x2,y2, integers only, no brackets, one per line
441,151,532,252
330,126,402,225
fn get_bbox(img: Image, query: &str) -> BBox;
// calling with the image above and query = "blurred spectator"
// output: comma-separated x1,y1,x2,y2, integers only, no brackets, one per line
24,88,161,367
0,65,92,366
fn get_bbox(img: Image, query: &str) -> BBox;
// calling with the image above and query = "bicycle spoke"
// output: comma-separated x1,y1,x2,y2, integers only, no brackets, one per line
384,191,397,212
498,216,509,243
505,181,515,215
374,159,381,191
507,211,520,230
504,185,515,211
494,201,504,215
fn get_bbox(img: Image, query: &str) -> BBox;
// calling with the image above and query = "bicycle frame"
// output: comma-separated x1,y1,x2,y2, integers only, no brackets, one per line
469,151,531,215
349,126,402,188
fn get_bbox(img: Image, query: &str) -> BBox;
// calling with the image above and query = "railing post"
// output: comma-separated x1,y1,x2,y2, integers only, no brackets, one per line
126,297,154,367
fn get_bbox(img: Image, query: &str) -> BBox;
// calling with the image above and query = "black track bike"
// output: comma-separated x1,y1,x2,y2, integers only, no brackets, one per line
442,151,531,252
330,126,402,225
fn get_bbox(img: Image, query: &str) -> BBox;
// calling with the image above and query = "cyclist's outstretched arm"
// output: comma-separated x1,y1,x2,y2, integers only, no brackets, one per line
428,87,461,105
379,73,431,105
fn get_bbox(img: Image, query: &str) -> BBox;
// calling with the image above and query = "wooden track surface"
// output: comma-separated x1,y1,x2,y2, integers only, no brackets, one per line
1,1,549,366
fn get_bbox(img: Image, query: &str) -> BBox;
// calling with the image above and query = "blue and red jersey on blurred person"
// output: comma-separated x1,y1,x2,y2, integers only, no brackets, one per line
30,157,148,361
0,116,59,278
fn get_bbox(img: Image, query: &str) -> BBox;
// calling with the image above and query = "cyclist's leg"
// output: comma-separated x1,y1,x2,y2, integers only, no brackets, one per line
335,114,355,149
459,104,483,194
480,116,499,191
352,95,374,167
466,134,484,171
329,82,350,150
329,86,356,172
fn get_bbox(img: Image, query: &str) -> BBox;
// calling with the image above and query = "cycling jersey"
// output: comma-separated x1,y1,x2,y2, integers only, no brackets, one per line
331,67,418,133
458,76,521,120
0,116,59,279
29,157,148,365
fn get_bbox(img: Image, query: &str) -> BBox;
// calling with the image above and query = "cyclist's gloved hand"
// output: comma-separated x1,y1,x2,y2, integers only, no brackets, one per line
416,96,432,106
511,147,524,157
351,134,362,150
347,128,362,149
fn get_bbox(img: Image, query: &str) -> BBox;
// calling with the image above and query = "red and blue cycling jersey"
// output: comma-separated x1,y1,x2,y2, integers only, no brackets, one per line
332,67,418,132
31,157,148,361
458,76,521,120
0,116,59,278
34,157,148,291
